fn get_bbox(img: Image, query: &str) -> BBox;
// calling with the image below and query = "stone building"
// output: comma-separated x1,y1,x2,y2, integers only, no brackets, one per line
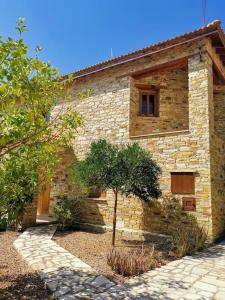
31,21,225,241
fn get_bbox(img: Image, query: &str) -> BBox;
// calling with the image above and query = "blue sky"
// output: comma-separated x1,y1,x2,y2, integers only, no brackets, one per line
0,0,224,75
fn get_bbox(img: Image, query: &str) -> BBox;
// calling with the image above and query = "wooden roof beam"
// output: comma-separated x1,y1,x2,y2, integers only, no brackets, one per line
216,47,225,55
128,57,188,79
207,50,225,84
213,65,224,85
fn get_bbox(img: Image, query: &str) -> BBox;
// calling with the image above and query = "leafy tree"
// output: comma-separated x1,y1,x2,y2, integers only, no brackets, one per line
0,19,83,226
73,140,161,246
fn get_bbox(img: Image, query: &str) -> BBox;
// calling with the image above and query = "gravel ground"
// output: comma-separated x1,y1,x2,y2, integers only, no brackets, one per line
54,229,171,283
0,230,51,300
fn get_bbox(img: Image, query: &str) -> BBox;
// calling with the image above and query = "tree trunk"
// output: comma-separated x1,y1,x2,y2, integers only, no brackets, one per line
112,188,118,247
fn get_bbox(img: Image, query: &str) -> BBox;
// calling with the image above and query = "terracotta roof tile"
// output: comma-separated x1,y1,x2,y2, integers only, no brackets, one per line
63,20,224,80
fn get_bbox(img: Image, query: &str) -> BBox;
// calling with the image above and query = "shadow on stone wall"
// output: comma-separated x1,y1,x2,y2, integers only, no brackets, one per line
52,149,208,242
50,146,111,231
74,198,107,230
141,194,208,242
72,192,208,245
50,147,80,216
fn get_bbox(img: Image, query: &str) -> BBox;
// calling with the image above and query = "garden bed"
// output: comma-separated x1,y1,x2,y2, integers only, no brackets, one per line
54,229,174,283
0,230,51,300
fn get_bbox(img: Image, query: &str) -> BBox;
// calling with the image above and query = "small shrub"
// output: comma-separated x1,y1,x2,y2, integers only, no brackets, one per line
54,196,80,230
192,226,207,252
107,245,161,277
157,194,207,258
170,225,207,258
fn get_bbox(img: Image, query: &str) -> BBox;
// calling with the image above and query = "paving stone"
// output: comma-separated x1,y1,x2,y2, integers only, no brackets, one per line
193,281,218,293
89,275,112,288
108,284,127,292
13,225,225,299
59,296,78,300
71,285,85,293
191,267,209,276
198,290,214,298
54,286,71,297
201,277,225,288
183,293,203,300
215,291,225,300
46,280,58,292
183,275,199,283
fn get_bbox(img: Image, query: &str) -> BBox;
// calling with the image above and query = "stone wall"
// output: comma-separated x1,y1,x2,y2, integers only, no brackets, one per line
63,74,130,160
210,83,225,238
210,134,225,238
74,191,202,240
21,195,38,228
53,38,203,159
214,85,225,137
130,67,189,136
49,148,79,216
49,38,225,240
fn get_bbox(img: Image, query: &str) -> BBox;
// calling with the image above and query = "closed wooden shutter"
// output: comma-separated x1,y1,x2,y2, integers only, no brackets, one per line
182,197,196,211
171,172,195,194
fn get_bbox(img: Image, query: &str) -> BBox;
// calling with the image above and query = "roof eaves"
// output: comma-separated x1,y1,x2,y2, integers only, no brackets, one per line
62,20,222,81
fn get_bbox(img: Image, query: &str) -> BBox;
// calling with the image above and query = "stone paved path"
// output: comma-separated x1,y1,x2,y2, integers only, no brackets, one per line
14,225,225,299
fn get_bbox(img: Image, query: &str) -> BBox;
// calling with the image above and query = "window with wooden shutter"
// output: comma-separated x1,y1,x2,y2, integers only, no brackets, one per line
182,197,196,211
171,172,195,194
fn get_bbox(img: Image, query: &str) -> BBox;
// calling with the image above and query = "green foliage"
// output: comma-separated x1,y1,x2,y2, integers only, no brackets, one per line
73,139,161,245
16,18,28,35
54,196,81,230
73,140,161,200
118,143,162,201
170,225,207,258
157,195,207,258
0,19,83,225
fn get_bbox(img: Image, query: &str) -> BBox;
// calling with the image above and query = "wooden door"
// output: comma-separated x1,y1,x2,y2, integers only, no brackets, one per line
37,179,51,215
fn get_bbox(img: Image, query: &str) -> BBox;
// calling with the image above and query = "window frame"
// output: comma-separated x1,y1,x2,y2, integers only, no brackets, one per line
171,172,195,195
139,89,159,117
182,197,196,211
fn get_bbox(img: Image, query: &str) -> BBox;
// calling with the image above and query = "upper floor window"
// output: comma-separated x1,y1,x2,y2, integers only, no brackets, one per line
139,90,159,117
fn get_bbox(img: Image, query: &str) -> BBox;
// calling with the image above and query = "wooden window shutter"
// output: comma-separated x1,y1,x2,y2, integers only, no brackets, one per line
182,197,196,211
171,172,195,194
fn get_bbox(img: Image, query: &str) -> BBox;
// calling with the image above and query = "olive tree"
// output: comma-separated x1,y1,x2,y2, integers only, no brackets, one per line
73,140,161,246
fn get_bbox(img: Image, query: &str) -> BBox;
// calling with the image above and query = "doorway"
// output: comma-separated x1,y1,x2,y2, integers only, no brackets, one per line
37,178,51,215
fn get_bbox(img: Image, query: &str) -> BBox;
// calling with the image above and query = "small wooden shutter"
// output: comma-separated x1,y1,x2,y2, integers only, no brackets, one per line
182,197,196,211
171,172,195,194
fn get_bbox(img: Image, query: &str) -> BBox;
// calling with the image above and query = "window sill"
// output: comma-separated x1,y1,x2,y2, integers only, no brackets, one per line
130,129,190,139
137,114,159,118
85,197,107,202
170,169,198,173
171,193,195,195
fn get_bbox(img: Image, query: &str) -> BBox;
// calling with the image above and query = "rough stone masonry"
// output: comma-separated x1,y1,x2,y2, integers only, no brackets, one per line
23,21,225,241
